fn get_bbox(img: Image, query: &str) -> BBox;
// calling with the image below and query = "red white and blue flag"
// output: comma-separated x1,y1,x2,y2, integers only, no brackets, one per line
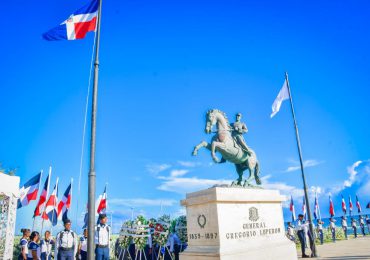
356,195,362,213
42,178,59,226
33,169,51,217
57,180,73,221
17,171,42,209
349,195,353,214
329,196,335,217
313,195,319,220
302,197,307,219
341,194,347,215
289,195,296,222
96,185,107,214
43,0,98,41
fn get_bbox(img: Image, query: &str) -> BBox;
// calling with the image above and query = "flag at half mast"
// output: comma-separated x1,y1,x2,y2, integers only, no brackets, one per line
43,0,98,41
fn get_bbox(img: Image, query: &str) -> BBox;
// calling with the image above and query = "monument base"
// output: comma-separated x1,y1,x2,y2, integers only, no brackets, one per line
180,187,297,260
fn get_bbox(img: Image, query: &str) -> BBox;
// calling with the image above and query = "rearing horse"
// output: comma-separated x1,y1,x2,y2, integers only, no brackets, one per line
192,109,261,186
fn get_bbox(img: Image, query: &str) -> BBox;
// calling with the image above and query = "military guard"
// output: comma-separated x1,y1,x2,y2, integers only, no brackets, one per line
295,214,313,258
231,113,251,155
95,213,111,260
55,219,78,260
366,215,370,234
40,230,54,260
341,216,348,239
316,220,324,244
351,218,358,238
78,229,88,260
329,218,336,242
359,215,366,236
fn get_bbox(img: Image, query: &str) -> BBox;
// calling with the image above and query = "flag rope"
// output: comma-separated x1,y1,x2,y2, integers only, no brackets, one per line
75,30,98,228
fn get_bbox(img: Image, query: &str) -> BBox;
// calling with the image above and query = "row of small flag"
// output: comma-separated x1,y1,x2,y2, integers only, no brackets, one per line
289,194,370,221
17,169,107,226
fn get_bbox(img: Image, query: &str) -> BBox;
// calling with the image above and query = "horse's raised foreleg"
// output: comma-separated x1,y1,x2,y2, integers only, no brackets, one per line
211,141,224,163
192,141,211,156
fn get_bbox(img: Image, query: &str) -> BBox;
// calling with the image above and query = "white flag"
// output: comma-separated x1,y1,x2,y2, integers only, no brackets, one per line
271,79,289,118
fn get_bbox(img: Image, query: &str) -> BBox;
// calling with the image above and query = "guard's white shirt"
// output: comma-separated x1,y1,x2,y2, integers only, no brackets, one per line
360,218,365,225
295,220,307,231
317,223,323,230
330,221,336,229
40,239,54,254
342,219,348,227
55,229,78,258
95,224,111,246
80,236,88,252
352,220,357,228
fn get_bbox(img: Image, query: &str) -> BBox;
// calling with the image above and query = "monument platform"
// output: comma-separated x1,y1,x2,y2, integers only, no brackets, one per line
180,186,297,260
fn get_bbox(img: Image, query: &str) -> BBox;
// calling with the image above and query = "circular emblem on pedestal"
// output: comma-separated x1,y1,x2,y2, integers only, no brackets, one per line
249,207,259,222
197,214,206,228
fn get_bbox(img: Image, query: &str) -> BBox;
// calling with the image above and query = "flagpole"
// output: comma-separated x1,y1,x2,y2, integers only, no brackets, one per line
285,72,317,257
41,166,52,234
88,0,102,258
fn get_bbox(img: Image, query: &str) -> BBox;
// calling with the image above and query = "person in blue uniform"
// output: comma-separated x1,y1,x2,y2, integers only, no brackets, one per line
19,228,31,260
295,214,311,258
78,229,88,260
27,231,41,260
95,213,111,260
55,219,78,260
40,231,54,260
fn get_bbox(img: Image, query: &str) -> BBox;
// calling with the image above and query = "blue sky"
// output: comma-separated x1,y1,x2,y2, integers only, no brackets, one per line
2,0,370,233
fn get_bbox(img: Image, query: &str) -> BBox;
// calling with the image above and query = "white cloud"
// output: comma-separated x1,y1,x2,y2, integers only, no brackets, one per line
177,161,201,167
157,176,232,194
285,159,323,172
170,169,189,177
146,164,171,174
343,160,362,187
109,198,177,207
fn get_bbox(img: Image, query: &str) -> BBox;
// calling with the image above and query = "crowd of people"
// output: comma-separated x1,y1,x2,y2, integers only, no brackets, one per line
286,214,370,258
18,214,110,260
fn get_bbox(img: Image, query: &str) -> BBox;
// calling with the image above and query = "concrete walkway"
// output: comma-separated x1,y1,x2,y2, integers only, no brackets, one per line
298,236,370,259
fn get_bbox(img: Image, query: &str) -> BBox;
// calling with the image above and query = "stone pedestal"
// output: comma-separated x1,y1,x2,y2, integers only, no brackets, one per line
180,187,297,260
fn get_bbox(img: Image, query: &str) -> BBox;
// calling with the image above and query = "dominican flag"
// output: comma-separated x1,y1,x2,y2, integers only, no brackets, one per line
302,197,307,219
329,196,335,217
43,0,98,41
17,171,42,209
313,195,319,220
57,180,73,221
349,195,353,215
289,195,296,222
356,195,362,213
33,169,51,217
341,194,347,215
96,185,107,214
42,178,59,226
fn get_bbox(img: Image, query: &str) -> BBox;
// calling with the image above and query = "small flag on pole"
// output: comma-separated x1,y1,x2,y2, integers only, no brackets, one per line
289,195,296,222
57,179,73,221
349,195,353,215
270,79,290,118
18,171,42,209
42,0,98,41
96,185,107,214
302,197,307,219
356,195,362,213
34,170,51,217
42,178,59,226
329,196,335,217
313,195,319,220
341,194,347,215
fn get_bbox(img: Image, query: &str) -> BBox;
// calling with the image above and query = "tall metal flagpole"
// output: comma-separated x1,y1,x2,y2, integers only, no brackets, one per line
285,72,318,257
87,0,102,258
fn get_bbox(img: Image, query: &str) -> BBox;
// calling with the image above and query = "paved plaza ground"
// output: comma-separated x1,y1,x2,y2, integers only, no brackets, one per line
298,236,370,259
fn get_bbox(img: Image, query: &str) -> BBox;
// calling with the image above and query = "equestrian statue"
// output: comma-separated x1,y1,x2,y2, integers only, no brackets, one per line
192,109,262,187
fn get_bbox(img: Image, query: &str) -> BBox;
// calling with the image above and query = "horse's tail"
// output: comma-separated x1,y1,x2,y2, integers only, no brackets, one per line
254,161,261,185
